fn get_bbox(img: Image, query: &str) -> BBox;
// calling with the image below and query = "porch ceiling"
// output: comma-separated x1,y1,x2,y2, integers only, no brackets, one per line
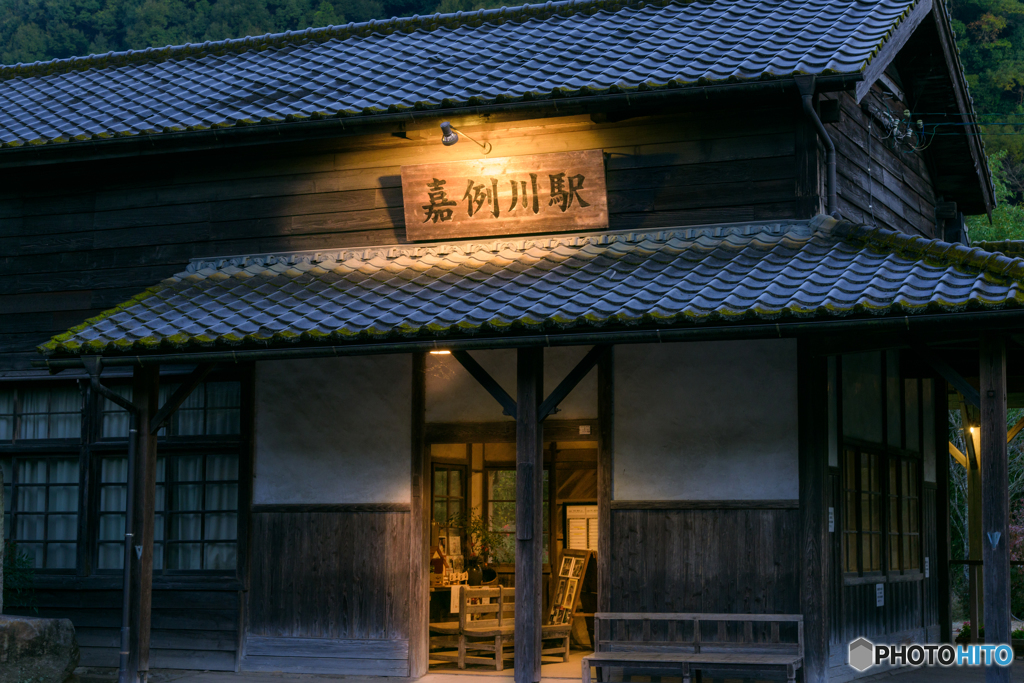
38,215,1024,359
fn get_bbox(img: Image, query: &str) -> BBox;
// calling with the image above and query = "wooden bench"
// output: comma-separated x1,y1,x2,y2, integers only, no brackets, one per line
582,613,803,683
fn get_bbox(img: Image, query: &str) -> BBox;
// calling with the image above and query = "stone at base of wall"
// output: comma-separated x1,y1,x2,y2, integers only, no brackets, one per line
0,614,80,683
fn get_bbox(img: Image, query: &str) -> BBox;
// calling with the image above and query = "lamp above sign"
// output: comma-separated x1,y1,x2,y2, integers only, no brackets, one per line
401,149,608,241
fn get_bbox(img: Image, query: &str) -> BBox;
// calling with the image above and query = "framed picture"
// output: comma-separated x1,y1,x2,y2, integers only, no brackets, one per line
559,556,574,577
562,578,578,609
570,558,584,578
553,579,567,608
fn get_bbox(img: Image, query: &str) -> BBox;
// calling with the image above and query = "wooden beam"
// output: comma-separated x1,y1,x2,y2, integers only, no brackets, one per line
128,364,159,680
917,343,981,408
935,379,953,643
798,340,828,683
596,350,613,618
148,363,215,434
854,0,933,102
948,441,968,469
515,348,543,683
451,350,517,419
538,345,610,421
409,353,428,678
1007,414,1024,444
980,333,1010,682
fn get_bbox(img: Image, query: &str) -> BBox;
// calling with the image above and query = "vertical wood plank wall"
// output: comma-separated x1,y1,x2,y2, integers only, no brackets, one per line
244,510,411,675
0,103,803,372
608,508,800,615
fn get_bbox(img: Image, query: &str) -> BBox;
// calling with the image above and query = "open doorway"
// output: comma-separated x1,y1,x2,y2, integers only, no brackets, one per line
426,434,599,676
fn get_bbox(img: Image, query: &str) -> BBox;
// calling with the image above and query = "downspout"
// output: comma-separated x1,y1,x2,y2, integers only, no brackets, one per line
82,357,139,683
795,75,838,217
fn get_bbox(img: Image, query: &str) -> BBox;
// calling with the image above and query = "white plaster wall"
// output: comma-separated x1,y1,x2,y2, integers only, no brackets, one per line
254,356,412,504
613,339,799,501
425,346,597,423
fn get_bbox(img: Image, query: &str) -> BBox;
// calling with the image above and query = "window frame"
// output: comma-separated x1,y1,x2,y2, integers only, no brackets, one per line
1,369,252,586
838,350,926,586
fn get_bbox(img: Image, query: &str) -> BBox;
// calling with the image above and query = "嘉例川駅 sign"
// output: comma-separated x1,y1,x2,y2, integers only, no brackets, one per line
401,150,608,241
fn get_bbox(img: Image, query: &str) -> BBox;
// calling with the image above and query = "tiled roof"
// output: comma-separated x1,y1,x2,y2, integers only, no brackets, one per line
39,215,1024,357
0,0,918,148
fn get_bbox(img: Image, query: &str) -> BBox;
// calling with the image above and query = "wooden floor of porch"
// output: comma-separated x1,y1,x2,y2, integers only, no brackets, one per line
74,653,1024,683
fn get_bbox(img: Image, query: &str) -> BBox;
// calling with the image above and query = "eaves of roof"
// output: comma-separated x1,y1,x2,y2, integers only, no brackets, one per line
37,215,1024,365
0,0,919,160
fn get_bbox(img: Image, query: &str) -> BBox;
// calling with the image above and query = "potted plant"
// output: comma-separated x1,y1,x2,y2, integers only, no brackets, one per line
456,513,508,585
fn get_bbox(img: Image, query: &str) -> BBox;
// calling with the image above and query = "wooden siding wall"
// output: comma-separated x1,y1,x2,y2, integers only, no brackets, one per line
824,87,938,238
243,510,410,675
0,103,801,372
609,508,800,615
12,587,240,670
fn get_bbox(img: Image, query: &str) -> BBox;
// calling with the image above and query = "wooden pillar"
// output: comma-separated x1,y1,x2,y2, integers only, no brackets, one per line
409,353,428,677
797,341,828,683
934,380,953,642
980,334,1010,682
515,348,543,683
963,400,985,638
128,365,158,680
596,350,613,617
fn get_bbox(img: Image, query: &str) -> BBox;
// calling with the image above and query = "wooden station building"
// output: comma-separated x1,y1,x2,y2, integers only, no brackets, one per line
0,0,1014,681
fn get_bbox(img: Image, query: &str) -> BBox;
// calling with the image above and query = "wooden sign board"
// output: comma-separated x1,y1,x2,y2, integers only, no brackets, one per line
401,150,608,241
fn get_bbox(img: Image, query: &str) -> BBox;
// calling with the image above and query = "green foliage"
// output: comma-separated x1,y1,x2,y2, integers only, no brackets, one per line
967,150,1024,239
3,541,36,611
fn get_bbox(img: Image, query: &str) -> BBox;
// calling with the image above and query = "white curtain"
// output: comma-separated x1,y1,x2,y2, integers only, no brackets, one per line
15,458,77,568
101,386,132,438
0,390,13,441
98,457,127,569
205,383,240,435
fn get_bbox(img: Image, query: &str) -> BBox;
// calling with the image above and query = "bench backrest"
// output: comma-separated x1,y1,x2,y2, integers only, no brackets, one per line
593,612,803,661
458,585,515,629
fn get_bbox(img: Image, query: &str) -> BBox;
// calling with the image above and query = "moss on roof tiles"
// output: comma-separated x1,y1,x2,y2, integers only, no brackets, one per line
40,217,1024,358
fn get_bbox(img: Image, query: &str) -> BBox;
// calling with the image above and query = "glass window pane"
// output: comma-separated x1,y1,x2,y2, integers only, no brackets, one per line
433,501,447,525
206,455,237,481
16,514,44,539
449,470,461,496
48,486,78,512
204,543,236,570
490,501,515,534
102,457,128,484
20,543,44,568
52,459,78,484
173,485,202,512
102,386,132,438
176,457,203,482
204,513,236,540
99,513,124,540
98,543,123,570
171,513,202,540
17,487,45,512
46,543,76,568
48,514,77,541
167,543,202,570
206,483,237,511
17,459,46,485
434,470,447,496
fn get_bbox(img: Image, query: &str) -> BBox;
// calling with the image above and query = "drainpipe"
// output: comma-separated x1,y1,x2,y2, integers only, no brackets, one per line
795,75,838,217
82,357,139,683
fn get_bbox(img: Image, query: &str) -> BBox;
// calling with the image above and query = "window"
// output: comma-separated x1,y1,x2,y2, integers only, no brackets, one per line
158,454,239,571
0,456,79,569
843,448,882,574
0,387,82,442
486,468,549,564
888,456,920,572
102,382,241,439
433,464,465,537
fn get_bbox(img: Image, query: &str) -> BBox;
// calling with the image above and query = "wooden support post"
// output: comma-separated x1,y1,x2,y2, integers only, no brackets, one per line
409,353,428,678
935,379,953,642
597,351,612,616
515,348,543,683
980,334,1010,683
797,341,828,683
128,365,158,680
